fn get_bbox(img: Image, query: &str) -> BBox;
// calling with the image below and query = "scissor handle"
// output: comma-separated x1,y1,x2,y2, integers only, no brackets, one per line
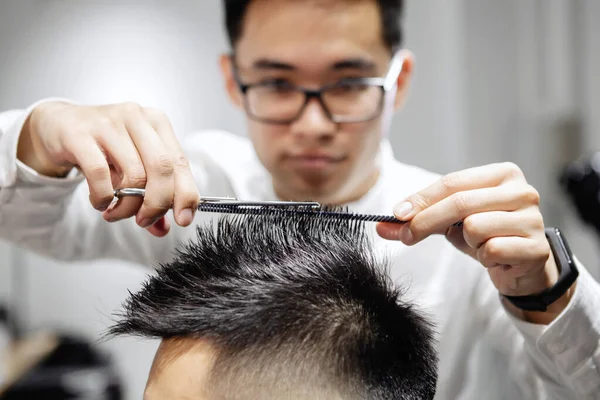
114,188,238,202
113,188,146,198
113,188,320,209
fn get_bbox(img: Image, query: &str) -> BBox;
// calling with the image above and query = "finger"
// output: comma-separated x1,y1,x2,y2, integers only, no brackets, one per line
69,137,114,211
146,215,171,237
393,162,526,221
375,221,408,241
145,108,199,227
476,236,550,272
96,124,146,222
123,105,175,228
461,209,544,249
444,224,475,257
405,184,539,244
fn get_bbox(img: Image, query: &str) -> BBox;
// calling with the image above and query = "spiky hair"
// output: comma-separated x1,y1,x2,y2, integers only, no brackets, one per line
109,212,438,399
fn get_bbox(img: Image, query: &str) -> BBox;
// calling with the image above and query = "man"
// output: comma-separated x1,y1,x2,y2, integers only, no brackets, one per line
0,0,598,398
108,212,439,399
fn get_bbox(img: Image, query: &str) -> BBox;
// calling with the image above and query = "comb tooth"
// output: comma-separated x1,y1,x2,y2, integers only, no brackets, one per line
197,204,464,227
197,203,406,224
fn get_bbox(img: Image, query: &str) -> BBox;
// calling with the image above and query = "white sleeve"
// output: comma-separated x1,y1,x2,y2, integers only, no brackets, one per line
503,259,600,400
474,255,600,400
0,100,188,267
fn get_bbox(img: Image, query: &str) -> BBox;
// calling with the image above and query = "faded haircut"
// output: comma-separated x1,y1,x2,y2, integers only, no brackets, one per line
108,213,438,400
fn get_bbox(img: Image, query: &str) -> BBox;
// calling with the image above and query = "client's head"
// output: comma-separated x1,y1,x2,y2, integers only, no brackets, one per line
109,213,438,400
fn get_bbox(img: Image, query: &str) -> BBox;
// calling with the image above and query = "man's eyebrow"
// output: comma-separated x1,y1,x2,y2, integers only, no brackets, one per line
252,58,295,70
332,58,377,71
250,58,377,72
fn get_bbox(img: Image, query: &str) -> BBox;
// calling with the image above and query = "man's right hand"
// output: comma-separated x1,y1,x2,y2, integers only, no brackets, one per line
17,101,200,237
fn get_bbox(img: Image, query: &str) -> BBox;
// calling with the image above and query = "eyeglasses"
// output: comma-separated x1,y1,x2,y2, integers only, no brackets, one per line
231,52,405,124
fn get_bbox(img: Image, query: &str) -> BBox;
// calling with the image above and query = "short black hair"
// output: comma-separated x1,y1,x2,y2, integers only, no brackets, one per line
223,0,405,53
109,212,437,399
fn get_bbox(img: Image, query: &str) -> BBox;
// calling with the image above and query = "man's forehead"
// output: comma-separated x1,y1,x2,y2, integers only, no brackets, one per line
234,0,390,68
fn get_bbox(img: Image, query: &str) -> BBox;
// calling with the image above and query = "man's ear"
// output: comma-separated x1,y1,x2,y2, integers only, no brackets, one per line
219,54,244,109
393,49,415,110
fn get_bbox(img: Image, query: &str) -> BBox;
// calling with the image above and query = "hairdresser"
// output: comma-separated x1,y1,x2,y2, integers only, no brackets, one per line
1,1,599,399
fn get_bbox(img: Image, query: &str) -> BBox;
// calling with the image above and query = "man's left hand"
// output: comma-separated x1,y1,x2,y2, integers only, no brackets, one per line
377,162,573,320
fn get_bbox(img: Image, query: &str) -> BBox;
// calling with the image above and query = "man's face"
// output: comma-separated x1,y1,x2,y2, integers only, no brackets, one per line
220,0,413,205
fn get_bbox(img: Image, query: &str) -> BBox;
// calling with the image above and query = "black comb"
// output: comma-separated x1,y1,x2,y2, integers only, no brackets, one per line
197,203,404,224
113,188,463,226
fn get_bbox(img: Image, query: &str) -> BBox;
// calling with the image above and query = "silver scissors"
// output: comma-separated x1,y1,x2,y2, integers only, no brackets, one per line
113,188,321,209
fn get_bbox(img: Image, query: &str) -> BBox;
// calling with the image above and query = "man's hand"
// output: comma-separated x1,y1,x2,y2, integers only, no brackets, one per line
376,162,574,322
17,101,200,237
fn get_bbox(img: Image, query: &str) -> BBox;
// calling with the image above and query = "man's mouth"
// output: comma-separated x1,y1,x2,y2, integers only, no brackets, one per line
288,153,346,169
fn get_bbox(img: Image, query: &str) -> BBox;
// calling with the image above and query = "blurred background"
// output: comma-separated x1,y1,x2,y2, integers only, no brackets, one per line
0,0,599,398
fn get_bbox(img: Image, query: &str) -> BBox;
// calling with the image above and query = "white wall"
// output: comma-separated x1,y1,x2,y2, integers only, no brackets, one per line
1,1,599,399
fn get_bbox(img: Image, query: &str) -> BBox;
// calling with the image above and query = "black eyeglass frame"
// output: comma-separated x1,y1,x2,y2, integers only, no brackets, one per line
229,51,405,125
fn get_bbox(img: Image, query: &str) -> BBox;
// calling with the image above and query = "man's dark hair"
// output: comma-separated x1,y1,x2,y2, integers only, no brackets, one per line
223,0,405,53
109,213,437,399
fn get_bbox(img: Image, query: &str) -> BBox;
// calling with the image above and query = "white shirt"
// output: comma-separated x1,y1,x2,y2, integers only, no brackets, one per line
1,100,600,400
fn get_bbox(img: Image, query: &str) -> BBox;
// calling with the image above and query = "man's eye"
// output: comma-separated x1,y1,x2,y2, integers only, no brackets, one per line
334,80,369,92
259,78,294,89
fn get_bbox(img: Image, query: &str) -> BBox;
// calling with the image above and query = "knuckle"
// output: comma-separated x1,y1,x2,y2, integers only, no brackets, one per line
476,246,496,269
522,185,540,205
96,116,114,131
537,242,551,263
120,101,143,115
462,215,484,240
87,163,109,181
483,239,503,261
142,198,172,216
441,172,462,192
152,154,175,177
180,190,200,206
124,166,147,188
173,152,190,169
92,118,118,140
502,162,523,179
532,215,545,231
89,193,113,208
143,107,168,124
452,193,472,216
411,193,430,210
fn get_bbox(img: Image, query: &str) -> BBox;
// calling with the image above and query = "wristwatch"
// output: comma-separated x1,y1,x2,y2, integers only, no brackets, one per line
503,227,579,312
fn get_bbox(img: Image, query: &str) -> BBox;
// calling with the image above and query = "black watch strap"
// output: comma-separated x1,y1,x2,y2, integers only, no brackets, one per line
503,227,578,312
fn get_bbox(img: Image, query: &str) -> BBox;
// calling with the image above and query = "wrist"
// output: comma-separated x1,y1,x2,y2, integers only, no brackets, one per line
17,102,73,178
516,259,575,324
520,280,575,324
502,227,578,324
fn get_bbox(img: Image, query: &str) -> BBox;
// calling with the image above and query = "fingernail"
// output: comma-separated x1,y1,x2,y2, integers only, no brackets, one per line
394,201,413,219
398,226,414,244
139,218,153,228
180,208,195,225
106,201,118,212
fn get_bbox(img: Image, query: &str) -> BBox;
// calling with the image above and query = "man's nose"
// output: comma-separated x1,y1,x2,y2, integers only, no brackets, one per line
289,97,336,139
